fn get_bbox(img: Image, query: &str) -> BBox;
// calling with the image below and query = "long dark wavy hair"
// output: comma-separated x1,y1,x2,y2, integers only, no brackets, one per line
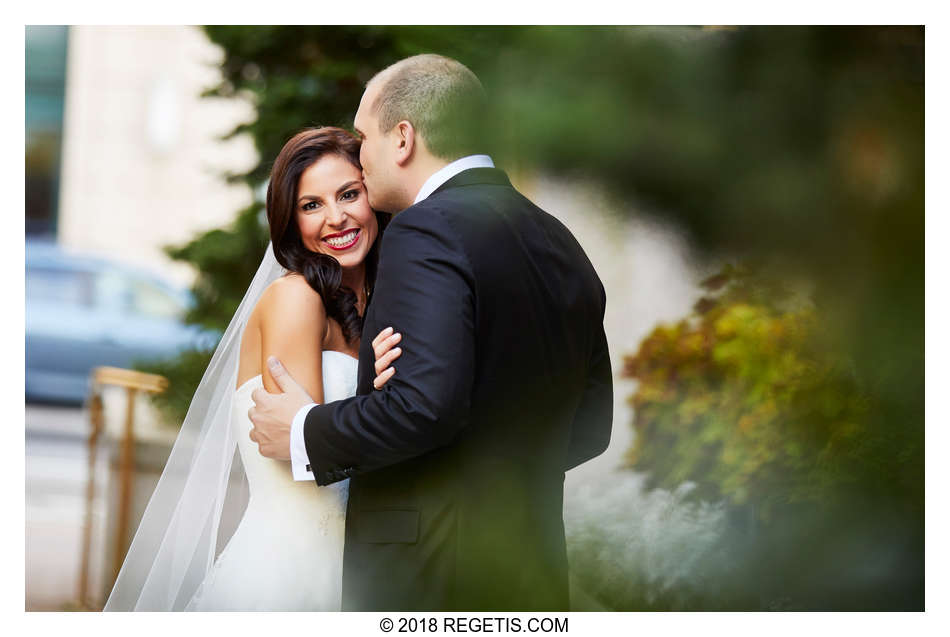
266,126,387,344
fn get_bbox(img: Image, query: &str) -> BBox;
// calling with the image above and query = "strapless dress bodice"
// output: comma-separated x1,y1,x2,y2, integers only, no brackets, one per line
185,351,358,611
232,350,358,508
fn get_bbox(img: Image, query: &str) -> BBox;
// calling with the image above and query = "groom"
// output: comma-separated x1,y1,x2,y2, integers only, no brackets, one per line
249,54,613,611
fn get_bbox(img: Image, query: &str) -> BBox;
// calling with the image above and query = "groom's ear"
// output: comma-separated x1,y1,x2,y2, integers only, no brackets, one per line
393,120,415,167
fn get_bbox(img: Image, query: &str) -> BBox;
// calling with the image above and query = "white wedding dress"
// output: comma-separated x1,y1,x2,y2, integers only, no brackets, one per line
185,351,358,611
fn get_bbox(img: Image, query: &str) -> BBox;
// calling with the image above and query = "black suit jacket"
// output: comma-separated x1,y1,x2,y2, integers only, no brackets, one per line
304,167,613,611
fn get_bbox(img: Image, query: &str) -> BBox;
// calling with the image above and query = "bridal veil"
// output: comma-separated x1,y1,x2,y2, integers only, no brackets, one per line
104,243,285,611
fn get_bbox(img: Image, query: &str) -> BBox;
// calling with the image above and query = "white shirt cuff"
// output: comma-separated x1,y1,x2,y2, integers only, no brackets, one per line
290,402,317,481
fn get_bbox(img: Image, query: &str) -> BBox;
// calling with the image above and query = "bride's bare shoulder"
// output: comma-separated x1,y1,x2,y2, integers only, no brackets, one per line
252,273,327,326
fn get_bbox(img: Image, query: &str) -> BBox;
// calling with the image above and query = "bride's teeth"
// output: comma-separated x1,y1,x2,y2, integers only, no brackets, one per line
325,230,358,247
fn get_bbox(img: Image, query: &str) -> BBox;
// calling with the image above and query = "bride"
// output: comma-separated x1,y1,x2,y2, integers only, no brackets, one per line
104,126,397,611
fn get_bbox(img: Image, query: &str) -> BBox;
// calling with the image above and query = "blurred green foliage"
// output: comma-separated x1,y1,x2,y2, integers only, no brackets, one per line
137,26,922,609
625,264,876,520
624,263,921,609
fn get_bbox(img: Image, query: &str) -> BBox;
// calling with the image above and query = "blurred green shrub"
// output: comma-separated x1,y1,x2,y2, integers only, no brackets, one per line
623,263,921,608
625,263,875,517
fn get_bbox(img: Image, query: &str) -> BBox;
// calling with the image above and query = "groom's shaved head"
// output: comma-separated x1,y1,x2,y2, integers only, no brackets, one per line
368,54,487,161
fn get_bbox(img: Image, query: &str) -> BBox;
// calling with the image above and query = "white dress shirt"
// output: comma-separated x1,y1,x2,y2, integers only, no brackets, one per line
289,154,496,480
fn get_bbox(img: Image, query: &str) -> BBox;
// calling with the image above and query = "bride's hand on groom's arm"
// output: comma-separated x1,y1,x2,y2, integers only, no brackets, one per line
248,356,315,460
372,327,402,390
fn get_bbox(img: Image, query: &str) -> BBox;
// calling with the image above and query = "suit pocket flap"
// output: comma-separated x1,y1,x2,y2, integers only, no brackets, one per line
355,509,419,544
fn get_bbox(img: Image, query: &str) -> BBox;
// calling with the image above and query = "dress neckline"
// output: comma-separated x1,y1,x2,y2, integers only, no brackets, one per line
321,350,359,363
235,350,358,393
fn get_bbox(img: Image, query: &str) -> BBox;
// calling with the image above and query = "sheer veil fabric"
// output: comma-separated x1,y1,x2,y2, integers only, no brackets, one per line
104,244,286,611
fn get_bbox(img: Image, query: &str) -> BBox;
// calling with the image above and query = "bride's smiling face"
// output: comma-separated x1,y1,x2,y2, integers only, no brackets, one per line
296,154,378,271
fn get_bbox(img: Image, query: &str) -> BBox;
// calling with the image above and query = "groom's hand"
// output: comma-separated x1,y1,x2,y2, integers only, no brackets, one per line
248,357,314,460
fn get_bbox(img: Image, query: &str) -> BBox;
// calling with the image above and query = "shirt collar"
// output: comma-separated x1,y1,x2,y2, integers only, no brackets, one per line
413,155,495,204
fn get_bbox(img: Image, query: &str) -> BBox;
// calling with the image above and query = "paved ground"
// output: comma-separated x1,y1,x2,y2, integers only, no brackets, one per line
25,403,109,611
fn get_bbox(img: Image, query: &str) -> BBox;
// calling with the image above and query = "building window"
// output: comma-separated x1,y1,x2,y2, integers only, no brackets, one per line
26,25,69,238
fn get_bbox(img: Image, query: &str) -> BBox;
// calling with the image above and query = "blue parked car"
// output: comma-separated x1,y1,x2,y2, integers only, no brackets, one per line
26,240,217,404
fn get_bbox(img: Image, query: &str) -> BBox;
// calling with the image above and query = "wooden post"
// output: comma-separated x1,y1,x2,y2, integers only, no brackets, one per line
77,392,103,610
112,386,138,585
